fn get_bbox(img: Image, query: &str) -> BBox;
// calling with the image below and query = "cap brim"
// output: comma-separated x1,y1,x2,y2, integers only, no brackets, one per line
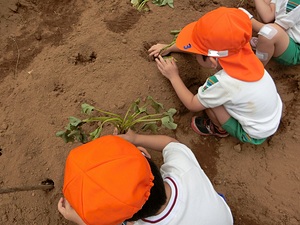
176,22,205,54
218,43,264,81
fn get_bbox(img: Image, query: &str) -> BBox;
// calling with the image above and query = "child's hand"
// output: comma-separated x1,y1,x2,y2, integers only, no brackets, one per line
117,129,137,144
148,44,170,58
155,55,179,81
57,197,86,225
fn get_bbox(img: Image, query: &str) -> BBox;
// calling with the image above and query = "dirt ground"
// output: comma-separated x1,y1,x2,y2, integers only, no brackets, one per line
0,0,299,224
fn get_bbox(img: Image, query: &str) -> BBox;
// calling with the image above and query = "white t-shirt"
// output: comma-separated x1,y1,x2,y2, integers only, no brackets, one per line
271,0,300,42
134,142,233,225
197,69,282,139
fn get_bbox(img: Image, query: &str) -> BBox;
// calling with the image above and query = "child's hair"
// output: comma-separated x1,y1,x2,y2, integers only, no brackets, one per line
126,157,167,221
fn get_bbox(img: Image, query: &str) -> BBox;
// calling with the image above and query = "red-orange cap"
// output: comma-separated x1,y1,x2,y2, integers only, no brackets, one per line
176,7,264,81
63,135,154,225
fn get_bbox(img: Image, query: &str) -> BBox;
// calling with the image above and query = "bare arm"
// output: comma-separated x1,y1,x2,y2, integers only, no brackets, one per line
254,0,276,23
148,43,184,58
118,129,178,152
251,17,266,33
155,55,205,112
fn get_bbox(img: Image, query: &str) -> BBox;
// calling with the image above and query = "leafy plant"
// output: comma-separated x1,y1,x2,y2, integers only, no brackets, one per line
152,0,174,8
131,0,150,11
56,96,177,143
160,29,180,55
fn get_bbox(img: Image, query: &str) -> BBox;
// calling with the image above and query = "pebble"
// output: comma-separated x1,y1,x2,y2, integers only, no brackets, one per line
233,144,242,152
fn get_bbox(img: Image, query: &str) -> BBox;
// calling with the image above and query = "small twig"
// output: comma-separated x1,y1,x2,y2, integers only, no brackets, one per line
10,36,20,77
0,184,54,194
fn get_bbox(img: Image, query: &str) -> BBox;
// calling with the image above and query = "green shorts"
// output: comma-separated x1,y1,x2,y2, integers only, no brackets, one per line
222,117,266,145
273,37,300,65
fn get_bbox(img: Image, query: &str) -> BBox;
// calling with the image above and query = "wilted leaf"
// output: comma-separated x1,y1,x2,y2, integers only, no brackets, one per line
147,96,164,113
90,127,102,140
161,116,177,129
141,122,158,133
69,116,82,127
81,103,94,115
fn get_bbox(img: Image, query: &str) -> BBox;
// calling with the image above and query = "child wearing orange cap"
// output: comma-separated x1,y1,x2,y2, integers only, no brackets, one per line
240,0,300,66
58,131,234,225
148,7,283,145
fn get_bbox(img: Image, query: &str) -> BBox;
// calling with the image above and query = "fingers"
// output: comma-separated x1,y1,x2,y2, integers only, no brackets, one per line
57,197,66,215
113,127,118,135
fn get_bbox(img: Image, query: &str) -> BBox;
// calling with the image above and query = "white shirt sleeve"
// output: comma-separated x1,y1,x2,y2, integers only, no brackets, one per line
197,74,231,109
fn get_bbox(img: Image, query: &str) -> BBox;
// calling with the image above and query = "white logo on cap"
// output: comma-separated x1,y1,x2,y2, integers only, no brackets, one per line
208,49,228,57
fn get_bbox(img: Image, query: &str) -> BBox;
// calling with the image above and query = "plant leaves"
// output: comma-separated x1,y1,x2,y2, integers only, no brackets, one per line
141,122,158,133
147,96,164,113
56,130,74,143
81,103,94,115
165,108,177,117
68,116,82,127
89,127,102,140
152,0,173,8
161,116,177,129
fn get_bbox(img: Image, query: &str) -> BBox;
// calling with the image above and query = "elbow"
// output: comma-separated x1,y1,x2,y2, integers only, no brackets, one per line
186,105,200,112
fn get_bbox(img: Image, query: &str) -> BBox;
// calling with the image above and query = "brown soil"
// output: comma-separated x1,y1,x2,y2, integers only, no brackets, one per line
0,0,299,224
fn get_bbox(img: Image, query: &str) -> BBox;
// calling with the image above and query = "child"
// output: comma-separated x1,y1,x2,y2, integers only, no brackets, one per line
58,131,234,225
247,0,300,65
148,7,283,145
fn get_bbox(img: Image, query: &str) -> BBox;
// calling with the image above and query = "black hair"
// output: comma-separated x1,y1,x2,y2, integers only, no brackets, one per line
126,157,167,221
202,55,208,61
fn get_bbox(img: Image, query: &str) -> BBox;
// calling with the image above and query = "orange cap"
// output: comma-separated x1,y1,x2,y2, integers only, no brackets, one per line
63,135,154,225
176,7,264,81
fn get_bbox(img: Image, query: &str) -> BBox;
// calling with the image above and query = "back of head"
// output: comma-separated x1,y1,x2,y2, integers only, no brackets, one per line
176,7,264,81
63,135,154,225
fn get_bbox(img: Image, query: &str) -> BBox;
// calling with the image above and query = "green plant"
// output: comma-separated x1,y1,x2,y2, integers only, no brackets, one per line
56,96,177,143
152,0,174,8
131,0,150,11
160,29,180,55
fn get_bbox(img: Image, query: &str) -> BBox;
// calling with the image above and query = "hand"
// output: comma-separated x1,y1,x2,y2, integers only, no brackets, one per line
116,129,151,158
148,43,171,58
116,128,137,144
57,197,86,225
155,55,179,81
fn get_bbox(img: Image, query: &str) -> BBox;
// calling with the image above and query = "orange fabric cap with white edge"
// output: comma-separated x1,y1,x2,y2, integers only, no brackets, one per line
176,7,264,81
63,135,154,225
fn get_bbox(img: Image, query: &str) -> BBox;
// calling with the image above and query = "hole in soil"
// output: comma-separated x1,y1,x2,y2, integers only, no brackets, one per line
74,51,97,65
41,178,54,186
0,148,2,156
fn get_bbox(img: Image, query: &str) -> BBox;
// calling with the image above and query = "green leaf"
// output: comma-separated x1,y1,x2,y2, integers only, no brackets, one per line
56,130,74,143
56,130,66,137
147,96,164,113
81,103,94,115
166,108,177,117
68,116,82,127
89,127,102,140
141,122,158,133
161,116,177,129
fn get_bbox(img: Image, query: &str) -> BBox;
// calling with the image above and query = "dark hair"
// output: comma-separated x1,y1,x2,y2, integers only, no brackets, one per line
202,55,208,61
126,157,167,221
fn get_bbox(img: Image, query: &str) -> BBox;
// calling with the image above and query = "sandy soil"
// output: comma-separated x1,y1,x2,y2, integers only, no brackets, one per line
0,0,299,224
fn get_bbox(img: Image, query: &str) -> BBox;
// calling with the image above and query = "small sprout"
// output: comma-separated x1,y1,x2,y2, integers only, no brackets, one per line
56,96,177,143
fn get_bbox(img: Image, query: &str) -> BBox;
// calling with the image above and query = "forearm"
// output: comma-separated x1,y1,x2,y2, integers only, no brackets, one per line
251,18,265,32
168,43,183,53
254,0,275,22
169,76,205,112
132,134,178,152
